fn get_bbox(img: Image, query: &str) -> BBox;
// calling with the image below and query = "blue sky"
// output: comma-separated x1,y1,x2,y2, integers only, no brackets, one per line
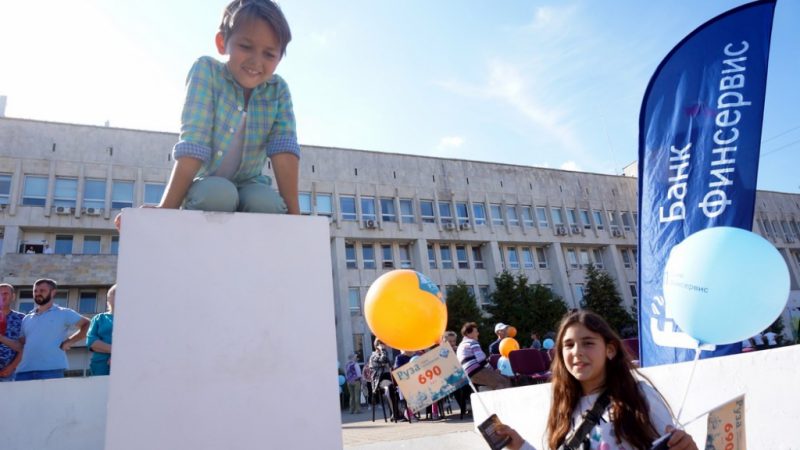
1,0,798,193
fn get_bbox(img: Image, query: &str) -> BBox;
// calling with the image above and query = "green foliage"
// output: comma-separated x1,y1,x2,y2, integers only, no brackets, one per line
484,271,568,348
582,264,636,337
445,280,483,338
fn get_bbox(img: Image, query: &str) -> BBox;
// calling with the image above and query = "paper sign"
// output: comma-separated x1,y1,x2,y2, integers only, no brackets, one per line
705,395,746,450
391,344,468,413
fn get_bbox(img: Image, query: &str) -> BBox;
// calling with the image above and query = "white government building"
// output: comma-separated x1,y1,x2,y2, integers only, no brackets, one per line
1,112,799,372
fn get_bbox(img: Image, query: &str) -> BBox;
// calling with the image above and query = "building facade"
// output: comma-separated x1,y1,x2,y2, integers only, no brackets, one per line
1,116,799,371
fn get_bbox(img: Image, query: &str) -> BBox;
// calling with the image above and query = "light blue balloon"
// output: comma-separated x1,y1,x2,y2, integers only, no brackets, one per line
663,227,790,345
497,356,514,376
338,375,346,386
543,338,554,350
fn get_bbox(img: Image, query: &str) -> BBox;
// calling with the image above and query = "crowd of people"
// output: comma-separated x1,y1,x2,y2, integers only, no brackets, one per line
0,279,115,381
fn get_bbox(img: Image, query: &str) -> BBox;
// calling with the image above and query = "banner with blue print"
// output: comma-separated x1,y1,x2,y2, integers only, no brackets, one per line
637,0,775,366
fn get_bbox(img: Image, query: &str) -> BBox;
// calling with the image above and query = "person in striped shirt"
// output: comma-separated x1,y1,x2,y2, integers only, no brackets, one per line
456,322,510,391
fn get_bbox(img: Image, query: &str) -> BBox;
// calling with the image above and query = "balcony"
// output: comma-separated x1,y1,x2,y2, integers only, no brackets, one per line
0,253,118,286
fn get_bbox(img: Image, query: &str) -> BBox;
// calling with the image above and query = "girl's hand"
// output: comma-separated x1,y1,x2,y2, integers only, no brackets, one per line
494,424,524,450
665,426,698,450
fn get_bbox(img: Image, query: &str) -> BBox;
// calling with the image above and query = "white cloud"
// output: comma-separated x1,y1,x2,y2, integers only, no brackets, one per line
559,161,582,171
437,136,465,149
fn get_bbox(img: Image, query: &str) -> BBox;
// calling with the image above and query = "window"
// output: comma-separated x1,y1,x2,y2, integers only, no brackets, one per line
522,247,534,269
55,235,73,254
629,283,638,302
83,236,101,254
345,243,357,269
83,179,106,210
592,249,604,269
621,212,633,232
567,208,578,226
472,203,487,226
536,207,549,228
298,192,312,215
17,290,34,313
54,292,69,308
506,206,519,227
348,288,362,316
340,196,357,221
316,193,333,216
632,212,639,228
380,198,396,222
782,221,792,237
551,207,564,226
579,249,590,268
566,248,578,269
791,220,800,237
521,206,534,227
420,200,435,223
536,247,548,269
110,236,119,255
79,291,97,314
361,196,376,222
381,244,394,268
490,204,503,226
793,250,800,266
621,249,632,269
466,285,476,298
761,218,773,236
456,245,469,269
608,211,621,232
631,249,638,265
399,198,414,223
440,245,453,269
399,244,412,269
574,284,585,305
471,246,485,269
143,183,166,206
22,175,48,206
111,181,134,209
773,220,783,238
507,247,520,269
362,244,376,269
593,210,605,230
455,202,469,225
0,173,11,205
438,201,453,224
580,209,592,230
427,244,437,269
53,177,78,208
479,285,490,307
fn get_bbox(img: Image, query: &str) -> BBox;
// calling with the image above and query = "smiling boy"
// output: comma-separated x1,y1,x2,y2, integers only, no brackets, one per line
159,0,299,215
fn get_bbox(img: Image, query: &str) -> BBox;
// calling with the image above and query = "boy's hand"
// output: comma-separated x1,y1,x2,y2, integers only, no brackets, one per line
494,424,524,450
114,205,161,232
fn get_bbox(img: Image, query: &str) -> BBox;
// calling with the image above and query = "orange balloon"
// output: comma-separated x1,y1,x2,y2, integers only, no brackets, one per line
507,326,517,338
364,270,447,351
499,337,520,358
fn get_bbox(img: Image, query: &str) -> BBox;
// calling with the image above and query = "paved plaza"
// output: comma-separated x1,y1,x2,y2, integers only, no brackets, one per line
341,403,479,449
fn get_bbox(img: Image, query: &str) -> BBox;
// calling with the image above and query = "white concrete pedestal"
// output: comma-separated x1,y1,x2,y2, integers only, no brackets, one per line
105,209,341,450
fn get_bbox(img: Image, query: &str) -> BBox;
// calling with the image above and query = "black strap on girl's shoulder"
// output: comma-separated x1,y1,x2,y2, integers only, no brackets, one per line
560,390,611,450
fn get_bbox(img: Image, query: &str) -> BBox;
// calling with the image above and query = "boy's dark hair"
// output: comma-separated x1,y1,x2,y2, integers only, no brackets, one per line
461,322,478,336
34,278,57,290
219,0,292,56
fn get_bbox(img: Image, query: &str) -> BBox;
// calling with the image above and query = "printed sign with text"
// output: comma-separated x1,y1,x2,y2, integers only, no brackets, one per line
391,344,468,413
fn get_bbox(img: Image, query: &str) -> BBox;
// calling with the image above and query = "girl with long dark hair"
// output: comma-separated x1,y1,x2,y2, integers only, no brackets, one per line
497,311,698,449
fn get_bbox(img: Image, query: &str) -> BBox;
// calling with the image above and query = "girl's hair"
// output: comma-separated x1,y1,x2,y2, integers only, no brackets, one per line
546,311,665,450
219,0,292,56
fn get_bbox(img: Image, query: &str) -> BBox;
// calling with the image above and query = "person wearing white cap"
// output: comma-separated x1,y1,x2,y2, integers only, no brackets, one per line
488,322,509,355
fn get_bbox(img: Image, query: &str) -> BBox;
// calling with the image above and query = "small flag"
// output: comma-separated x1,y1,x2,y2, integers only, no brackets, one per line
705,395,746,450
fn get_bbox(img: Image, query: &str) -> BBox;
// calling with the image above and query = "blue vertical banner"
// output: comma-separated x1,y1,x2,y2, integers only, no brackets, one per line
638,0,776,366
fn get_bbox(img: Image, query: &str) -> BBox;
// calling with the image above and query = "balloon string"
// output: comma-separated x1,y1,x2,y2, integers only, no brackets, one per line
674,346,702,427
466,375,492,417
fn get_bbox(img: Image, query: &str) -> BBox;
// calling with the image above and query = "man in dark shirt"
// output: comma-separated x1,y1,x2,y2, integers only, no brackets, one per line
488,322,509,355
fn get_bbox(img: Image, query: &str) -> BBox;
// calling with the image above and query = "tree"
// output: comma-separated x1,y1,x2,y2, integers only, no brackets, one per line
766,316,786,345
484,271,568,348
445,280,483,338
582,264,636,337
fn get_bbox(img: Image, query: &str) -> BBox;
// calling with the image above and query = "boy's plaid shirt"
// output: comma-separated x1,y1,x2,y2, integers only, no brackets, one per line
173,56,300,184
